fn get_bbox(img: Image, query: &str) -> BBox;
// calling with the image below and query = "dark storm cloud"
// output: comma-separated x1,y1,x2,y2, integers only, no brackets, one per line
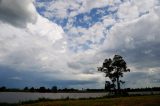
102,41,160,69
0,65,97,88
0,0,37,27
100,7,160,70
121,71,160,88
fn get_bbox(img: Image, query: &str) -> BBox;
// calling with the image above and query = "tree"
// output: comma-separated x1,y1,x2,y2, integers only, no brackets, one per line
98,55,130,94
29,87,35,92
0,86,6,91
39,87,46,92
24,87,29,91
52,86,57,92
105,81,115,91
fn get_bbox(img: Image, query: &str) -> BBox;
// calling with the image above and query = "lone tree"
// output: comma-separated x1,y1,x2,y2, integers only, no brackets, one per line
98,55,130,94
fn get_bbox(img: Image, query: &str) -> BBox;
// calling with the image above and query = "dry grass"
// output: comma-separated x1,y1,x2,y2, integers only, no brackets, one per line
21,95,160,106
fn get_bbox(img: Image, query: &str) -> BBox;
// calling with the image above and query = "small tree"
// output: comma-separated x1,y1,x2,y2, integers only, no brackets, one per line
39,87,46,92
98,55,130,94
52,86,57,92
29,87,35,92
24,87,29,91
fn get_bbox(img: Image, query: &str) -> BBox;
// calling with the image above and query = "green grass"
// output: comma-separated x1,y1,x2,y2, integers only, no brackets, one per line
1,95,160,106
21,95,160,106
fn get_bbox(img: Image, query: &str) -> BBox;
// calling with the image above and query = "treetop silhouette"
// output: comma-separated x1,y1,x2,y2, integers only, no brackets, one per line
98,55,130,94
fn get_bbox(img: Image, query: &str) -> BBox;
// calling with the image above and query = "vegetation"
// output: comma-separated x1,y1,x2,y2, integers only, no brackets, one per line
1,86,160,93
0,95,160,106
0,86,79,93
98,55,130,94
0,55,160,105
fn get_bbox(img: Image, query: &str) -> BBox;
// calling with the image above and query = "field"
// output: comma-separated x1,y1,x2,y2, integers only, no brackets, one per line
1,95,160,106
19,95,160,106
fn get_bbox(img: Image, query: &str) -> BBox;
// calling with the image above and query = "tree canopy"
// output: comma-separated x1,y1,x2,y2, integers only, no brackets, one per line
98,55,130,94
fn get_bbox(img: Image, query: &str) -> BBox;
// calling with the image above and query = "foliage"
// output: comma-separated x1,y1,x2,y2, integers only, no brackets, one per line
98,55,130,93
17,95,160,106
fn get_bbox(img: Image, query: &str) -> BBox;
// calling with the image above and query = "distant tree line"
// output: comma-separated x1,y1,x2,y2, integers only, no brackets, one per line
0,86,160,93
0,86,79,93
123,87,160,92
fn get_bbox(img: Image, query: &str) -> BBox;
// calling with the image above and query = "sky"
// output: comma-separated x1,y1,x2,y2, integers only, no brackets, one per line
0,0,160,89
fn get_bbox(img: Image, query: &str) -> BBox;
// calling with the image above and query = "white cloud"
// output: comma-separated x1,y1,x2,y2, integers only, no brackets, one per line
1,0,160,88
99,6,160,77
132,0,157,13
0,16,65,72
0,0,104,88
65,1,160,88
0,0,68,73
117,1,139,21
28,15,64,44
36,0,120,19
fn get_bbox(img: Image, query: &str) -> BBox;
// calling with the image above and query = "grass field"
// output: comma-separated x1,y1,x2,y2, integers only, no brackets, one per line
19,95,160,106
1,95,160,106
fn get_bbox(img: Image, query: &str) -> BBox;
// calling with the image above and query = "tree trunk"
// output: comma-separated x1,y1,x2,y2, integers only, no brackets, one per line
117,77,120,94
113,82,116,95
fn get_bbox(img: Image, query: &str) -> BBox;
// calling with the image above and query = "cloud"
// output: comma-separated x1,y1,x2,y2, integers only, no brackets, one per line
1,0,160,89
101,7,160,68
0,0,102,88
0,0,63,86
36,0,118,19
122,71,160,88
117,1,139,20
63,1,160,88
0,0,37,27
132,0,158,13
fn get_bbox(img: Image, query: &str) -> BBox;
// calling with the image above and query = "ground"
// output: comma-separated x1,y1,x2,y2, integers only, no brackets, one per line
19,95,160,106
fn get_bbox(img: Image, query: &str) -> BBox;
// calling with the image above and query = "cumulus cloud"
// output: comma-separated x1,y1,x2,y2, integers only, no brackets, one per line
1,0,160,89
0,0,103,88
117,1,139,20
36,0,119,19
36,0,160,53
0,15,65,71
61,0,160,88
0,0,37,27
101,7,160,68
